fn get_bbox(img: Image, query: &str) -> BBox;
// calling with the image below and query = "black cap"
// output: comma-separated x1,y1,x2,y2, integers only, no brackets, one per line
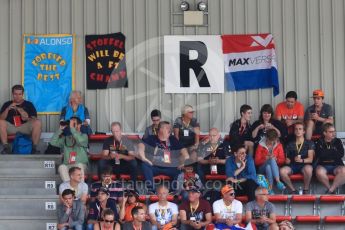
187,186,201,193
124,189,139,197
98,187,110,195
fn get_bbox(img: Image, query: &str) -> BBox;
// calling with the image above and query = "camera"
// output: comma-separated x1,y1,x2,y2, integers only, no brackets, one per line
62,126,72,136
60,120,70,126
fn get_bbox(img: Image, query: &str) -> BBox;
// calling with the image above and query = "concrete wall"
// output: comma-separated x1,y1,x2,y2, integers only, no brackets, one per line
0,0,344,133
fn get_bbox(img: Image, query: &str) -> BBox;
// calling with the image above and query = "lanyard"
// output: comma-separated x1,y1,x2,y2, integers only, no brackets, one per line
190,201,199,216
113,139,122,150
182,118,190,129
160,140,170,150
210,143,219,156
158,204,167,218
223,200,232,212
295,140,304,155
152,126,157,135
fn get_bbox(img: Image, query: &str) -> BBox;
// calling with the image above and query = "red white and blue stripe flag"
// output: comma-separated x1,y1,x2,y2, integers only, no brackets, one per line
221,34,279,96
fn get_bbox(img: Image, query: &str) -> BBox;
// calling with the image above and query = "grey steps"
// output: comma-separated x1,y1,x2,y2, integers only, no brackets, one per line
0,217,57,230
0,168,56,176
0,154,62,161
0,188,57,195
0,160,57,168
0,178,61,188
0,195,58,217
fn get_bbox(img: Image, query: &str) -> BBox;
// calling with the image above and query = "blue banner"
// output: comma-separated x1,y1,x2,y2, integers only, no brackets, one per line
22,34,75,114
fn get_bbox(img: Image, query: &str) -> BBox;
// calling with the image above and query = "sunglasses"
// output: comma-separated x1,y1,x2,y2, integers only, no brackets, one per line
229,193,235,196
104,220,114,223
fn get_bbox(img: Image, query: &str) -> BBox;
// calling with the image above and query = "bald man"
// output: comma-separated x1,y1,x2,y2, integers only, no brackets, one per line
197,128,230,183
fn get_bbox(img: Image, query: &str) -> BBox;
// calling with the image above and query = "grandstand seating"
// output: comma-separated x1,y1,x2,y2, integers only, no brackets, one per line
1,133,345,230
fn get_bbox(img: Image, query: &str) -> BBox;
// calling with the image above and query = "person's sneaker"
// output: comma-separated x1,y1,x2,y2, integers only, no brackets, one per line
303,189,310,195
31,146,40,154
290,190,299,195
277,181,286,191
326,189,336,194
1,144,11,154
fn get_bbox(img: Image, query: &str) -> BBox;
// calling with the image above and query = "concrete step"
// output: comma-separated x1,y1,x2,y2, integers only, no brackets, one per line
0,160,58,169
0,154,62,162
0,195,58,217
0,178,61,188
0,168,56,176
0,217,57,230
0,187,57,195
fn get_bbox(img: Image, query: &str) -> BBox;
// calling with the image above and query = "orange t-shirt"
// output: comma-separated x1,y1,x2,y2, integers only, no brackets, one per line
275,101,304,133
123,202,144,222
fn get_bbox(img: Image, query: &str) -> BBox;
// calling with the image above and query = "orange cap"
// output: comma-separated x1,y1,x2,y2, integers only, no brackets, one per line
312,89,324,98
221,184,234,195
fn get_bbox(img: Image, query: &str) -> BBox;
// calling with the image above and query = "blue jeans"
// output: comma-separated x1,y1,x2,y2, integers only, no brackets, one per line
141,162,180,191
86,223,94,230
61,224,83,230
259,158,280,186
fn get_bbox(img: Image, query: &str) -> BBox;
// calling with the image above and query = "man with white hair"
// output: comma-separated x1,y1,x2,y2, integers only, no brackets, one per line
197,128,229,183
246,187,278,230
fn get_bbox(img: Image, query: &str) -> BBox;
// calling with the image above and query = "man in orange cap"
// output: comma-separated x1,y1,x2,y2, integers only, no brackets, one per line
304,89,333,140
213,185,243,229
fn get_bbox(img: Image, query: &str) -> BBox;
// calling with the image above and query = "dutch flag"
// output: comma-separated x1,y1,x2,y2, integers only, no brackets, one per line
222,34,279,96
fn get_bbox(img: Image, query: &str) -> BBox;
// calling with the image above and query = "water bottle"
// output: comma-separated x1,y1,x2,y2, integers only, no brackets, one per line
298,186,303,195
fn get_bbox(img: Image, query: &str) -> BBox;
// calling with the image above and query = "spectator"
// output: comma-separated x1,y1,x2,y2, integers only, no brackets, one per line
0,84,41,154
57,189,84,230
280,122,314,194
87,187,119,230
275,91,304,135
94,209,121,230
229,104,254,155
143,109,161,139
315,123,345,194
60,90,92,135
59,167,88,204
176,160,203,200
139,121,189,193
90,167,124,203
213,185,243,229
226,145,258,201
197,128,229,184
51,116,88,182
149,185,178,230
245,187,279,230
255,129,286,193
119,189,147,223
278,220,295,230
179,186,212,230
173,105,200,160
122,206,152,230
251,104,287,145
305,89,334,140
99,122,138,186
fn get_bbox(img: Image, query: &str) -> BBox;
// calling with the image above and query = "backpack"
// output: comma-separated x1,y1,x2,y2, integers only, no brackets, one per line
12,132,32,154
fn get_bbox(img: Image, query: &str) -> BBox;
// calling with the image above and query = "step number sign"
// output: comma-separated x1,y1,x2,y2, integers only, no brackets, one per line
46,223,57,230
44,161,55,169
45,181,56,189
45,201,56,210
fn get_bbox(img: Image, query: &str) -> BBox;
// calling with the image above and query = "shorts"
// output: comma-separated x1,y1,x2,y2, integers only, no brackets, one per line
317,165,340,174
289,164,312,174
6,121,33,135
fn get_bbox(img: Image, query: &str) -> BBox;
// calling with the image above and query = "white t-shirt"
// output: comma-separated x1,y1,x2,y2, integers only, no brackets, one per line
213,198,243,220
149,202,178,225
59,181,88,200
